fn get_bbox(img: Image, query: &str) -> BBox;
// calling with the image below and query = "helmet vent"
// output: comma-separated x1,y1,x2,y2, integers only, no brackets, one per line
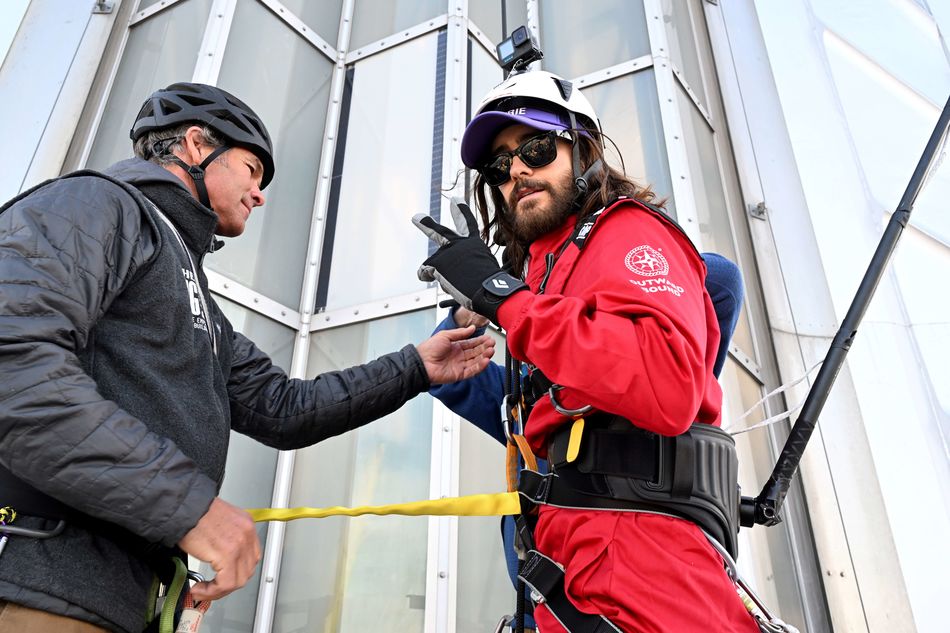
553,78,573,102
159,98,181,115
180,94,216,107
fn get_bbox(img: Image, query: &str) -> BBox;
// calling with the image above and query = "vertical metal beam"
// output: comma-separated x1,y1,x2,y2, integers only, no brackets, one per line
251,1,356,631
191,0,236,84
642,0,704,248
424,4,468,630
526,0,540,63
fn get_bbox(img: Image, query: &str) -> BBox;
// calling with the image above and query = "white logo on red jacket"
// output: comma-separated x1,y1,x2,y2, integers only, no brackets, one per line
625,245,686,297
625,245,668,277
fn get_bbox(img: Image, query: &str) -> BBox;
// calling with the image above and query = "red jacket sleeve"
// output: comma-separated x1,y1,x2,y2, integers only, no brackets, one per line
496,207,717,436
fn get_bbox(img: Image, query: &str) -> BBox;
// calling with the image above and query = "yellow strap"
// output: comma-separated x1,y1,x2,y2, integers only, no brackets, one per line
566,417,585,463
248,491,521,523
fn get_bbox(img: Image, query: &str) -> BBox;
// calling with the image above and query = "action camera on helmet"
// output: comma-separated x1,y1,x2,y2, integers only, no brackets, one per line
496,25,543,76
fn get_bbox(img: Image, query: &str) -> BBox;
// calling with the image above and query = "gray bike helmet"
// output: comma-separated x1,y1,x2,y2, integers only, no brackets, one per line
130,83,275,201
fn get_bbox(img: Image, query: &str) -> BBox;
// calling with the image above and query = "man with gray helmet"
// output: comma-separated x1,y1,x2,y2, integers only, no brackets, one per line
415,70,758,631
0,82,494,633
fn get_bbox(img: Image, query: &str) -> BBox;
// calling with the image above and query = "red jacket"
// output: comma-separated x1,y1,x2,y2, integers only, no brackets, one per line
495,198,757,632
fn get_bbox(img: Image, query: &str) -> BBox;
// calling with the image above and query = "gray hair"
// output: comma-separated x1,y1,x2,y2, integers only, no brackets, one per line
132,123,226,166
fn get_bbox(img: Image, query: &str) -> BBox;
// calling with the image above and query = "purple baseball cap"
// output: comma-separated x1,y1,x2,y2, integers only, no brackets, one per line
461,106,571,168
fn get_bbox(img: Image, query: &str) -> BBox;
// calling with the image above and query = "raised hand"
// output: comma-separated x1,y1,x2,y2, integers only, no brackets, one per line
416,325,495,384
413,198,527,325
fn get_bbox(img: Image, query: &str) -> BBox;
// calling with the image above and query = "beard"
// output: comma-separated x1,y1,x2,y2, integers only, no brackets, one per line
505,170,575,243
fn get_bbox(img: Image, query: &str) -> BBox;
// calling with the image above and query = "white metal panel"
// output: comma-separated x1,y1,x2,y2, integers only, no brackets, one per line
717,0,950,630
0,0,118,200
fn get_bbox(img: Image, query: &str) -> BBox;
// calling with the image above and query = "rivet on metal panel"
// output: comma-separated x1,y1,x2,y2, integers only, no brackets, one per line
748,202,768,221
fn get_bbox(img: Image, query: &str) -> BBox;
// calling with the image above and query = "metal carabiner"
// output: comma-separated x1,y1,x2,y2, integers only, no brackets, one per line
502,394,523,443
547,385,593,418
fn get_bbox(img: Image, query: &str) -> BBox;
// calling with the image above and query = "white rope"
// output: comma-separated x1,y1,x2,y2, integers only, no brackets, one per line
724,361,822,436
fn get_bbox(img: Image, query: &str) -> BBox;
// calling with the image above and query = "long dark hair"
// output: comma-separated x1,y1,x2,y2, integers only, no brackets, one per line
472,128,662,275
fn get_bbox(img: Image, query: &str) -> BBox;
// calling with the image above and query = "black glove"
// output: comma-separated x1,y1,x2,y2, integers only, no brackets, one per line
412,198,527,325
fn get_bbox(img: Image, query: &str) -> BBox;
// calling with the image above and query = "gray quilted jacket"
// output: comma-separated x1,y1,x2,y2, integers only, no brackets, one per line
0,158,430,632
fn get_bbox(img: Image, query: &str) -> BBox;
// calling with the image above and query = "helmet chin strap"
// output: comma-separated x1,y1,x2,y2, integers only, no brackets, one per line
566,111,603,210
168,146,231,210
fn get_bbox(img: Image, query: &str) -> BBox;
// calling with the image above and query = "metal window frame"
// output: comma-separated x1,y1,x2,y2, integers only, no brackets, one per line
191,0,236,83
423,5,470,632
206,270,300,328
128,0,190,26
346,14,449,64
258,0,336,61
252,0,357,629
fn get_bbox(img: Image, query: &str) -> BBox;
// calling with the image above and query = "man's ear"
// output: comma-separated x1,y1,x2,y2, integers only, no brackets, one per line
177,126,206,165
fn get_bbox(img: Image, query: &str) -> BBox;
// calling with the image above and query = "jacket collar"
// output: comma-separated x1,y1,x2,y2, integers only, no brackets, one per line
106,158,221,255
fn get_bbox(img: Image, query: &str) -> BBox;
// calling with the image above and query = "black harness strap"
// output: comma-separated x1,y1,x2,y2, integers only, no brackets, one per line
519,470,687,518
518,550,621,633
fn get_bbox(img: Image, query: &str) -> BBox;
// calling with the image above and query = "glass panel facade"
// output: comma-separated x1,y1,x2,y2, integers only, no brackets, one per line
469,36,505,118
197,297,288,633
323,33,438,310
279,0,344,48
675,85,756,355
86,0,212,170
663,0,707,107
137,0,171,10
469,0,529,47
350,0,444,50
274,310,435,633
583,71,675,210
214,294,296,370
538,0,650,78
209,0,334,308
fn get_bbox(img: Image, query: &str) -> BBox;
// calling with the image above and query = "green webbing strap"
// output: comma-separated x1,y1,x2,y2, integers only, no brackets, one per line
145,576,160,625
159,557,188,633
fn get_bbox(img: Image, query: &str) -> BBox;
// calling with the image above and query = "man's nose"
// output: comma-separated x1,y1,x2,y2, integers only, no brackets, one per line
250,187,265,207
510,154,533,179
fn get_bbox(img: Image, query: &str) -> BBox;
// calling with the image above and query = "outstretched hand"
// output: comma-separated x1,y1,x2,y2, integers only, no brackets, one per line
417,325,495,384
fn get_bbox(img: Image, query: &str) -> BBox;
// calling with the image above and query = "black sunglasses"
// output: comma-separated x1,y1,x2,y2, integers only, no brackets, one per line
478,130,570,187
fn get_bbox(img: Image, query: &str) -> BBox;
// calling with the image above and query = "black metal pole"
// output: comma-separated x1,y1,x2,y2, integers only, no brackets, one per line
744,94,950,527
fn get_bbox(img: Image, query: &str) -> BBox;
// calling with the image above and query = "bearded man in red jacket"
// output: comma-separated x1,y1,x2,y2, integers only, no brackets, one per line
413,69,760,632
